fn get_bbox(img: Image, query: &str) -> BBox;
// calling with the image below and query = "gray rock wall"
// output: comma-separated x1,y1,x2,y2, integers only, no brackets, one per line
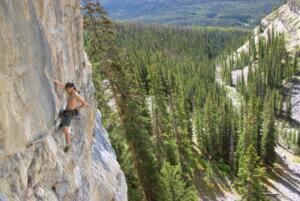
288,0,300,14
0,0,127,200
92,111,127,201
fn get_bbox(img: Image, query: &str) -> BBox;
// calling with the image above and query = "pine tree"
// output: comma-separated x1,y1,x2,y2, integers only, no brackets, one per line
237,97,259,154
203,93,218,159
236,145,266,201
194,107,206,155
170,81,197,179
109,125,146,200
293,52,298,74
274,90,283,116
83,2,166,200
297,129,300,147
119,64,166,201
261,90,276,165
148,59,180,166
218,98,235,164
160,162,199,201
286,89,292,120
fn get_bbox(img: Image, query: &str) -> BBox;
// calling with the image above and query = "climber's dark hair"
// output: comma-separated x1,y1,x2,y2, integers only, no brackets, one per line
65,82,76,91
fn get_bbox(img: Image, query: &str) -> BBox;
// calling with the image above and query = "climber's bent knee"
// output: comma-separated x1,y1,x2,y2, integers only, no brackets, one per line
63,126,70,133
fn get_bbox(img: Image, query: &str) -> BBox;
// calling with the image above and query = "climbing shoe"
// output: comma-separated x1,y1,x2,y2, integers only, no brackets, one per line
64,144,71,153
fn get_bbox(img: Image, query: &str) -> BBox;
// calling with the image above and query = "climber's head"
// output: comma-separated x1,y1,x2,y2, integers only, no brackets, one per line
65,82,76,94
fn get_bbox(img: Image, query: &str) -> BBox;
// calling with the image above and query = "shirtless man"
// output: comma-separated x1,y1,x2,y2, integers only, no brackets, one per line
53,80,88,152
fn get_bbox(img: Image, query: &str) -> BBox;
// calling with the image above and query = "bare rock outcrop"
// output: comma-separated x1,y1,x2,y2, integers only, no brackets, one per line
0,0,127,200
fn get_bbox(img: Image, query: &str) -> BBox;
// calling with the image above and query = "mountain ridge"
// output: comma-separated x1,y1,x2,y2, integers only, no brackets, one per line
102,0,284,27
217,1,300,199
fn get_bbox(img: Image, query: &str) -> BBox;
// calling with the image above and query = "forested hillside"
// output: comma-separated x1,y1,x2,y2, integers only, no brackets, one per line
102,0,283,27
83,2,250,200
217,1,300,199
82,1,300,201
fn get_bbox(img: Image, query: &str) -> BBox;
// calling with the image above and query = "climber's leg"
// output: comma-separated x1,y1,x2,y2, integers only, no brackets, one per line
63,127,71,153
63,127,71,145
63,127,71,152
60,111,73,152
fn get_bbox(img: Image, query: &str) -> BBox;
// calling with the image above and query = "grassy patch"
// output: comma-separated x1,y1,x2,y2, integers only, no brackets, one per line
294,157,300,163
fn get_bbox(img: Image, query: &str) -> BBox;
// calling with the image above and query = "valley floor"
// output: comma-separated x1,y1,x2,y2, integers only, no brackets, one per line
265,145,300,201
215,65,300,201
195,172,239,201
289,73,300,123
194,144,300,201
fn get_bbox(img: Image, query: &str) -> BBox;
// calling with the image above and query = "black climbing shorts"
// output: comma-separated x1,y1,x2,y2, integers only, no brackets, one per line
60,110,75,127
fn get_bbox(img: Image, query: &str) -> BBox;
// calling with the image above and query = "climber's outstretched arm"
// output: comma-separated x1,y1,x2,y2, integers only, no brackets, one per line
53,79,65,89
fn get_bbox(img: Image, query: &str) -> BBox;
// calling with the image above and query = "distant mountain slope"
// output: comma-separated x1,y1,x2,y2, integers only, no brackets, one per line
215,2,300,200
102,0,284,27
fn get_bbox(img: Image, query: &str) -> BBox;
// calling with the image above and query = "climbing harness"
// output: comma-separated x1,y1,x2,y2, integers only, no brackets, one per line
54,109,80,131
54,109,65,131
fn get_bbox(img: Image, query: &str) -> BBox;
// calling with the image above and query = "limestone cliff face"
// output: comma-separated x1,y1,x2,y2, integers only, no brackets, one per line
231,1,300,122
234,1,300,58
231,1,300,79
0,0,127,200
260,1,300,52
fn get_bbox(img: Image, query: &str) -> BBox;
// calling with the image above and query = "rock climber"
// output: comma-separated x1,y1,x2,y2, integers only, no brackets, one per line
53,80,88,152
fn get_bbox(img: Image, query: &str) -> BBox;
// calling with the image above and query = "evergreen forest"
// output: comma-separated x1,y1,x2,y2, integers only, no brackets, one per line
82,1,300,200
